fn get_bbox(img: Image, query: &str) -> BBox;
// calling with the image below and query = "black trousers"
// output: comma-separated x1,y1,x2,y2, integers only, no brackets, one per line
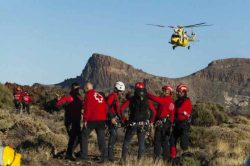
108,125,118,159
23,102,30,114
154,122,171,160
14,100,22,112
170,121,190,150
81,121,107,160
66,120,82,156
121,126,146,161
64,114,72,137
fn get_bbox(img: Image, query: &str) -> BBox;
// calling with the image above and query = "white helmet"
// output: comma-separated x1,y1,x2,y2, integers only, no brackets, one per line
115,81,125,92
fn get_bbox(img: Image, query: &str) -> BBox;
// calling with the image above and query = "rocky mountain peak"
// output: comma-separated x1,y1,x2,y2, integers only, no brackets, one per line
57,53,250,114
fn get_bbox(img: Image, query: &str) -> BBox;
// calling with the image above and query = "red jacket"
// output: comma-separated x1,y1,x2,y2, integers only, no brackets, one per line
56,91,83,121
14,91,23,101
120,99,156,123
56,95,74,107
107,92,120,118
22,94,32,103
147,93,175,123
83,89,108,122
175,98,192,121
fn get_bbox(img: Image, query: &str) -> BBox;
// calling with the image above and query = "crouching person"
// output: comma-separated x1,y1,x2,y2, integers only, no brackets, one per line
170,83,192,160
81,82,108,163
120,82,156,164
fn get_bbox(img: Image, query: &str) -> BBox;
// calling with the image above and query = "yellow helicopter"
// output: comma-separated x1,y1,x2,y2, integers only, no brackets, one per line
147,22,212,50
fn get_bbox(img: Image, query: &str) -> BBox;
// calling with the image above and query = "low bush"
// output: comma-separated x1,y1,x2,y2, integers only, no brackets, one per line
0,83,14,109
192,103,217,126
192,101,229,126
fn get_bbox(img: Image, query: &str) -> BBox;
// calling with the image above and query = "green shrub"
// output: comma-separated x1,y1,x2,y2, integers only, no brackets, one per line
213,109,228,124
192,102,229,126
192,103,217,126
0,83,14,109
189,126,218,148
39,91,62,112
37,132,67,150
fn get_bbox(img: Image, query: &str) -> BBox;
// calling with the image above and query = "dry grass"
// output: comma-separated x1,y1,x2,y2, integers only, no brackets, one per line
188,116,250,166
1,105,250,165
0,108,68,165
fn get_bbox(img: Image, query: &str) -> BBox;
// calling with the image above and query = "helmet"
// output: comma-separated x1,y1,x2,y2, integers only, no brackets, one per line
162,85,173,93
135,82,145,89
115,81,125,92
176,83,188,93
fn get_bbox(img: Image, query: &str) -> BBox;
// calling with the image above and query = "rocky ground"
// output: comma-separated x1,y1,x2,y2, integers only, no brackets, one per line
0,104,250,166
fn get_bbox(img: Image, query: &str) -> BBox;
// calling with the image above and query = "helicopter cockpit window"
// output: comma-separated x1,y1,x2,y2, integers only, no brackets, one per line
172,34,181,38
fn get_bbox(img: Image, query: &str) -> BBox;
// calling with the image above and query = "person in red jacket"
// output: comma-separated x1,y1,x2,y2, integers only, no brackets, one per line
147,85,175,162
56,94,74,136
81,82,108,163
22,92,32,114
106,81,125,161
56,82,83,161
170,83,192,160
120,82,156,164
13,87,23,113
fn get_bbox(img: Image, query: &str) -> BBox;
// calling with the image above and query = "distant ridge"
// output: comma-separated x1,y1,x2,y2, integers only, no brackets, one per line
53,53,250,114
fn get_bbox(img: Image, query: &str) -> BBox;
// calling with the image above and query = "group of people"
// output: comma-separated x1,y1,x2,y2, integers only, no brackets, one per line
56,81,192,164
13,87,32,114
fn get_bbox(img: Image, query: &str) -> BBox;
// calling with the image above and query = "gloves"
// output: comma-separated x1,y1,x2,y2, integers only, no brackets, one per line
183,111,190,117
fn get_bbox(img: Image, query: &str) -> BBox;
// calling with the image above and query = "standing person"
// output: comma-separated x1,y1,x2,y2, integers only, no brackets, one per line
81,82,108,163
120,82,156,164
170,83,192,160
106,81,125,161
56,82,83,160
22,92,32,114
147,85,175,162
13,87,23,113
56,94,74,136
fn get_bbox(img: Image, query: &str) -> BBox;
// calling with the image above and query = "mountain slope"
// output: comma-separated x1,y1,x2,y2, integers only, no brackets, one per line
58,53,250,114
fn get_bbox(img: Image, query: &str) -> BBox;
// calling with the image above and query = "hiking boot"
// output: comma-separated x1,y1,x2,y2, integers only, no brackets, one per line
97,158,108,163
65,155,76,161
74,151,82,158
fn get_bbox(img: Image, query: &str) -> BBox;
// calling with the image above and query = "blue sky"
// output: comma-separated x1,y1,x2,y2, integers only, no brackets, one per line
0,0,250,85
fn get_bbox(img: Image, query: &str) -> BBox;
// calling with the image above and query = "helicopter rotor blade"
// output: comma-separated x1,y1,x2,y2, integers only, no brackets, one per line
146,24,166,28
188,24,213,28
184,22,207,27
168,25,176,28
183,22,213,28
